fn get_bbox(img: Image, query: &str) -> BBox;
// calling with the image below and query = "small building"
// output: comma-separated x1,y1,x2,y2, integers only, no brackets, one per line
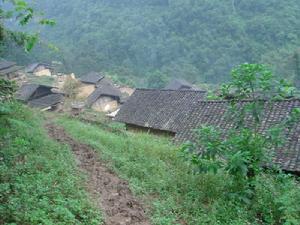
16,83,64,110
164,78,197,90
176,100,300,175
116,94,300,174
115,89,207,135
77,72,104,99
86,78,123,113
25,63,53,76
0,59,23,80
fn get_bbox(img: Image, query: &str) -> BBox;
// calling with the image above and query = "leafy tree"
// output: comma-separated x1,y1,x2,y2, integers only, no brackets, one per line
293,50,300,89
182,64,300,206
0,0,54,114
146,70,169,89
4,0,300,83
62,76,80,99
0,0,55,52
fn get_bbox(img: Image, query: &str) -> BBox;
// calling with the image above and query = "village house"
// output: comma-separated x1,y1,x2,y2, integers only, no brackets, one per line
86,78,123,113
115,91,300,174
77,72,104,99
16,83,64,110
115,89,207,135
0,59,23,80
25,63,53,76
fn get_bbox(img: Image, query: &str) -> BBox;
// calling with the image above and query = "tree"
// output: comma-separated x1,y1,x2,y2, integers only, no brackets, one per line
182,63,300,204
0,0,55,52
5,0,300,83
146,71,169,89
293,50,300,89
0,0,54,114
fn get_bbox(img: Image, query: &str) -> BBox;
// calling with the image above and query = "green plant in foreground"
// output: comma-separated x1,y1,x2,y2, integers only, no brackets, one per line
58,116,300,225
183,63,300,223
1,0,55,51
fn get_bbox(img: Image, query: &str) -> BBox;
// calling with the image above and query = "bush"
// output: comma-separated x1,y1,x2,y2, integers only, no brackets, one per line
62,76,80,99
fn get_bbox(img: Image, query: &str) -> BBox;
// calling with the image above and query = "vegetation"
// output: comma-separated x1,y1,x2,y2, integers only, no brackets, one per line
0,102,102,224
5,0,300,85
0,0,55,52
183,64,300,224
57,116,300,225
0,79,101,224
62,76,80,99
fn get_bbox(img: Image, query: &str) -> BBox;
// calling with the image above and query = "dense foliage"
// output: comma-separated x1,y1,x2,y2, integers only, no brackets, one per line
0,0,55,52
5,0,300,85
58,116,300,225
0,103,102,224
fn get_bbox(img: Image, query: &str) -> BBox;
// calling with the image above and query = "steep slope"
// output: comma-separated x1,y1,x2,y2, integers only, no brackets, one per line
7,0,300,84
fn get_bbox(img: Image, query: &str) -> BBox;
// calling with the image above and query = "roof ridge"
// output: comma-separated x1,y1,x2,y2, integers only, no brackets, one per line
197,98,300,103
135,88,207,93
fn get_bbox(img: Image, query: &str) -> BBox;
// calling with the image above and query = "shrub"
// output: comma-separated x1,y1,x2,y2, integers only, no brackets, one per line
62,76,80,99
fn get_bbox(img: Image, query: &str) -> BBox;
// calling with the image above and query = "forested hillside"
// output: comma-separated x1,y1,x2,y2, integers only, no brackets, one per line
5,0,300,85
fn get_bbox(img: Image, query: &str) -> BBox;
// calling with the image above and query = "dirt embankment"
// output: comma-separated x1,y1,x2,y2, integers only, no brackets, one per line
46,124,151,225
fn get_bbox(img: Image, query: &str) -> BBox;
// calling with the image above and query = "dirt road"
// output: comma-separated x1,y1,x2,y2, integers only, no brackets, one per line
46,124,151,225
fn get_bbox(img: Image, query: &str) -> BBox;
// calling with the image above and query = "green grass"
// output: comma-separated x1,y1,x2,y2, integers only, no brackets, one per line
57,117,300,225
0,103,102,225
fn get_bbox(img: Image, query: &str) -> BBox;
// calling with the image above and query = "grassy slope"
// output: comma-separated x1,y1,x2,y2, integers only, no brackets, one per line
0,103,102,225
58,117,300,225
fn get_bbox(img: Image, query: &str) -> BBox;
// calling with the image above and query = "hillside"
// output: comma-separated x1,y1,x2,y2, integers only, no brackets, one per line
5,0,300,86
3,1,300,224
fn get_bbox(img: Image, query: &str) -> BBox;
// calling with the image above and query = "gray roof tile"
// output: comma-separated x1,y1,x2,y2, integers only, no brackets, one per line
115,89,207,132
86,78,122,106
28,94,64,108
80,72,104,84
116,90,300,173
175,99,300,173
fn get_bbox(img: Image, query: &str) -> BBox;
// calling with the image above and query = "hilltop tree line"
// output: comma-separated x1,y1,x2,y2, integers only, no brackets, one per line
3,0,300,87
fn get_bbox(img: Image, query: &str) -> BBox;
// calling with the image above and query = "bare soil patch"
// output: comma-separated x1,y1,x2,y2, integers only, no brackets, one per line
46,124,151,225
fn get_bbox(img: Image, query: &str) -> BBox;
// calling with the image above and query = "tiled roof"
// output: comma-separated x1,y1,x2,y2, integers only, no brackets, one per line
116,90,300,173
80,72,104,84
0,60,22,76
174,99,300,173
86,78,122,106
16,84,41,101
115,89,207,132
16,83,54,101
25,63,52,73
28,94,64,108
0,66,22,76
0,60,16,70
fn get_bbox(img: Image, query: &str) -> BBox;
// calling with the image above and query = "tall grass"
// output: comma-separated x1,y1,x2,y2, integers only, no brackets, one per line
58,118,272,225
0,103,102,225
57,117,300,225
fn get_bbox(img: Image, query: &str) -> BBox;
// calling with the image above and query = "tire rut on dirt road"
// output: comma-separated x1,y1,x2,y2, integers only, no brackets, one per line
46,123,151,225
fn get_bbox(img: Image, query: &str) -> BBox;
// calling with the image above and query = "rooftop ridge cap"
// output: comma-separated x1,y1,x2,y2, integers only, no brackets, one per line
197,98,300,103
135,88,207,93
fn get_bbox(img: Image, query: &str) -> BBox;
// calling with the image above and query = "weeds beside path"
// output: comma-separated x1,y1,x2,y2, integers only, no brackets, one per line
45,123,151,225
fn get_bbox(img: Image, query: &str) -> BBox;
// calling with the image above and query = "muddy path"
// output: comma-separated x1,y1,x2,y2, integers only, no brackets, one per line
46,124,151,225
